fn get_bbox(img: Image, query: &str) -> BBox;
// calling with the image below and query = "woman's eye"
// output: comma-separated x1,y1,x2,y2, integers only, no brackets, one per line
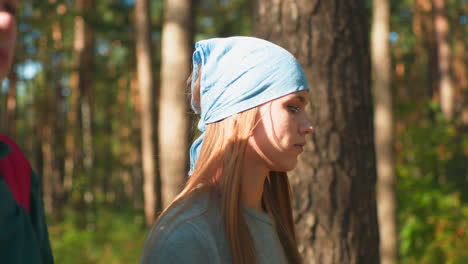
287,105,301,113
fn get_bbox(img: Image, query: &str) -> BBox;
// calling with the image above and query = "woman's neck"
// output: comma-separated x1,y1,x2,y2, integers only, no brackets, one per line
241,144,270,213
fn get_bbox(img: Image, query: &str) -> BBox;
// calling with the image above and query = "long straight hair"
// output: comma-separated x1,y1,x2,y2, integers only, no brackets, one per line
142,74,302,264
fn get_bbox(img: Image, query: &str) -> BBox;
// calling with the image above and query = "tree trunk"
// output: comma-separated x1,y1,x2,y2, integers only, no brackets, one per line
36,33,63,217
64,89,76,194
159,0,194,207
453,41,468,125
101,78,120,201
51,17,67,212
411,0,436,109
134,0,161,226
41,126,57,215
254,1,380,263
371,0,398,263
72,0,96,226
130,71,144,209
75,0,95,172
433,0,454,120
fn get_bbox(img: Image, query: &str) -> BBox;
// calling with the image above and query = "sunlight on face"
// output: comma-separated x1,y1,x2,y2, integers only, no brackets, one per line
248,90,314,172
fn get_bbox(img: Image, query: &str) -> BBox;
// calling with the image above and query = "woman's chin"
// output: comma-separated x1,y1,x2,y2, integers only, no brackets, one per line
272,161,298,172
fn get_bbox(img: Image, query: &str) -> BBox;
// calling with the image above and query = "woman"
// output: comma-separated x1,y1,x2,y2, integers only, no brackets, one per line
141,36,313,264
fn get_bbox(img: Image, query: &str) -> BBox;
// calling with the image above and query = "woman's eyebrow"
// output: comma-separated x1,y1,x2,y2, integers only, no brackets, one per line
295,95,305,103
291,94,308,104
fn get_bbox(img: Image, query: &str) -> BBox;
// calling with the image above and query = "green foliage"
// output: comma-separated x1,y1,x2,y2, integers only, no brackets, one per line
196,0,252,40
397,101,468,264
49,205,147,264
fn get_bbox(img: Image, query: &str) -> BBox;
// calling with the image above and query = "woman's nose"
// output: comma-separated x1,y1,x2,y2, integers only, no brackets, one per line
299,121,314,135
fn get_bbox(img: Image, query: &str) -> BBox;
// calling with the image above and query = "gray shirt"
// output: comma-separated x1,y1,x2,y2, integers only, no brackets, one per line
140,192,288,264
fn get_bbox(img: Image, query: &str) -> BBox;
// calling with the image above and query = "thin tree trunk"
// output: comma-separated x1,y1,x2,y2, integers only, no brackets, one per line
53,82,66,212
73,0,95,226
433,0,454,120
130,71,144,209
371,0,398,263
41,125,61,216
412,0,428,100
254,0,380,263
36,34,63,217
413,0,438,104
115,75,139,204
41,128,54,215
64,88,77,194
453,40,468,125
117,76,132,203
75,0,95,171
159,0,194,207
51,18,67,212
134,0,160,226
101,79,118,200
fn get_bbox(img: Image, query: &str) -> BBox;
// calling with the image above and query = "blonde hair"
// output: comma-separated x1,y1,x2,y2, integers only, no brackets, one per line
142,74,302,264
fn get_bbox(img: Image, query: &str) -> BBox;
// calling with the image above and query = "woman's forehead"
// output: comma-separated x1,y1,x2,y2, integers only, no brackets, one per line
258,91,310,110
280,90,309,103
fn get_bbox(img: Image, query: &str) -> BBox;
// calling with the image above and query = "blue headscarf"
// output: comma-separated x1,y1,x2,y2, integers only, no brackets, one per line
189,36,309,175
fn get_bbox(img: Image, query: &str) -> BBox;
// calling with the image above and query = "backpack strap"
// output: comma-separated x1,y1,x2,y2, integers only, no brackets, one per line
0,135,32,212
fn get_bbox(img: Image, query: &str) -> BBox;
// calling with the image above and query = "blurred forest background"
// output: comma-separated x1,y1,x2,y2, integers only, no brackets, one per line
0,0,467,263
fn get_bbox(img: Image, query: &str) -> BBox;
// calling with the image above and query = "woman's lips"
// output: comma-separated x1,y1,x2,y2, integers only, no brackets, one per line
294,144,304,153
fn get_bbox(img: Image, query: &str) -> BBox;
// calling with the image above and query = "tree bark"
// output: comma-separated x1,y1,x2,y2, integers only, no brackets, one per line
41,126,57,215
130,71,144,209
453,41,468,125
254,1,380,263
51,16,67,213
71,0,96,226
159,0,194,207
134,0,161,226
412,0,436,102
74,0,95,171
36,34,63,217
433,0,454,120
371,0,398,263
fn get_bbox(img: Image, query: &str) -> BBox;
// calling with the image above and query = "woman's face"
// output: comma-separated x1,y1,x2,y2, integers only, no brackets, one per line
0,0,18,80
248,90,314,172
